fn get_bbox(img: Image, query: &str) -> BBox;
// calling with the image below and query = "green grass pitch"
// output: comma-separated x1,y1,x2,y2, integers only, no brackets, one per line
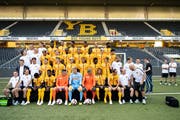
0,77,180,120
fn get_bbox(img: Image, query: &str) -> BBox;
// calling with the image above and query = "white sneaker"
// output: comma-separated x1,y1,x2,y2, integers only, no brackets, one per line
168,83,171,86
142,99,146,104
130,99,133,104
64,100,68,106
39,101,43,105
122,99,126,104
175,83,178,86
13,101,19,106
92,99,95,104
24,101,30,105
51,100,56,105
83,99,88,104
135,99,139,103
119,100,122,104
21,101,25,105
37,100,40,105
48,101,51,105
109,100,113,105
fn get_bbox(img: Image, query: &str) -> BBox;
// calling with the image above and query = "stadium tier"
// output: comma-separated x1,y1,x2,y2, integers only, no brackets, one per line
106,21,160,36
9,21,58,36
1,21,180,36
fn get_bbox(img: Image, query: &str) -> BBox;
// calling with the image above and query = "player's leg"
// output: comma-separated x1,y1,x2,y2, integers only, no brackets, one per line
91,87,96,104
37,88,41,105
117,87,122,104
64,87,68,105
25,87,32,104
140,82,146,104
13,88,19,105
108,87,112,104
129,87,134,104
40,87,45,105
21,87,27,105
120,87,124,104
83,87,87,100
78,86,83,105
96,87,100,100
68,86,73,105
52,87,57,105
169,73,172,85
104,87,108,103
134,82,140,103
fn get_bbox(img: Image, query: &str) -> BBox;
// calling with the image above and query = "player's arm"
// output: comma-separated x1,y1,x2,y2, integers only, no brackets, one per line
116,77,120,89
108,77,112,88
15,78,20,88
140,71,146,85
69,74,72,86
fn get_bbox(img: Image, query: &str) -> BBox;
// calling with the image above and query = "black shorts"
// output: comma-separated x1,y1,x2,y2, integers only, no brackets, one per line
161,73,168,78
9,88,14,91
169,72,176,77
134,82,145,91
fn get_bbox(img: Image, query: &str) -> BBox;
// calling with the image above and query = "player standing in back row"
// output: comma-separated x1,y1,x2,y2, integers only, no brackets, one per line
169,58,178,86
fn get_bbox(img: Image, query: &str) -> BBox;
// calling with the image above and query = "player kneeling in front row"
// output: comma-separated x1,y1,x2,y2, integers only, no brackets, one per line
68,67,83,105
3,71,20,105
129,64,146,104
82,69,96,104
106,69,122,105
119,69,134,104
17,69,32,105
51,69,69,105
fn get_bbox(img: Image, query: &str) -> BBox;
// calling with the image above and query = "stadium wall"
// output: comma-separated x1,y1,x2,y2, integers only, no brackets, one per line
0,6,180,20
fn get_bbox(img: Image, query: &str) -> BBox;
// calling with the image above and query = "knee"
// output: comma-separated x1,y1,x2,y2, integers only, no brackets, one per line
78,86,82,92
96,88,99,92
68,86,73,91
117,87,121,92
104,88,109,92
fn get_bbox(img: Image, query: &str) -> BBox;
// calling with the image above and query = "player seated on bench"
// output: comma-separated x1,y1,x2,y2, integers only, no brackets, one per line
3,71,20,105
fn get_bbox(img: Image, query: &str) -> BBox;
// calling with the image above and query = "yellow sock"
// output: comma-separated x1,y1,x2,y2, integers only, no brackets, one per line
27,89,32,102
118,92,122,101
38,89,42,101
41,88,45,101
104,88,108,101
49,88,53,102
108,91,112,101
96,88,100,100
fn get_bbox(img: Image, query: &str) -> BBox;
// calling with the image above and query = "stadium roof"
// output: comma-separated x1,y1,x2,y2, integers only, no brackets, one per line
0,0,180,6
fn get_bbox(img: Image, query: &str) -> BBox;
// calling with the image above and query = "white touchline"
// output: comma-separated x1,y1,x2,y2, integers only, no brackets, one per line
147,92,180,95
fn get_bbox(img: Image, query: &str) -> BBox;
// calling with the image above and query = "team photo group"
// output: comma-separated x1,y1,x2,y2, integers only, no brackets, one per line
3,41,178,106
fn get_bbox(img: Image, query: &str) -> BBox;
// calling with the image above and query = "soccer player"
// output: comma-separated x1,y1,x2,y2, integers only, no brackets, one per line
27,44,34,58
101,57,111,79
53,57,65,78
80,41,89,55
58,41,66,55
74,48,83,64
38,42,47,55
69,41,77,55
129,64,146,104
17,69,32,105
107,69,122,104
92,42,101,55
134,58,143,70
160,59,169,85
169,58,177,86
20,49,31,67
95,68,106,101
40,50,50,65
82,69,96,104
111,56,122,75
68,67,83,105
3,71,19,105
16,59,29,79
66,57,77,75
144,58,153,94
119,69,134,104
45,70,56,105
123,57,134,78
52,69,69,105
50,50,60,66
39,58,52,80
33,73,45,105
29,57,40,79
30,48,41,65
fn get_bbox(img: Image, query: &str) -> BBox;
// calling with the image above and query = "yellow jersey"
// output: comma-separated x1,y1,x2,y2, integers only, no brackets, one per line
103,48,111,55
95,75,106,86
53,63,65,78
69,47,77,55
58,46,66,55
45,76,55,87
109,74,119,86
40,55,51,65
80,46,89,54
101,62,111,78
66,63,78,75
92,48,101,54
89,53,102,64
40,64,52,79
34,76,44,87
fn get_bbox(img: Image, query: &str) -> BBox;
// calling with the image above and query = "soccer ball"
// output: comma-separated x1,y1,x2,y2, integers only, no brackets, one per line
56,99,63,105
71,99,77,105
87,99,92,105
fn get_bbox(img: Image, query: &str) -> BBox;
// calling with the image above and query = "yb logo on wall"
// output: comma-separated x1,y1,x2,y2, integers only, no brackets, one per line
64,21,97,35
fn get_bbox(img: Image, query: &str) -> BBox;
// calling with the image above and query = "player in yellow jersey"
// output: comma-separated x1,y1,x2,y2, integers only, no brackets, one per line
78,57,90,76
92,42,101,55
40,50,51,65
103,42,111,55
90,58,102,75
110,49,116,64
106,69,122,105
58,41,66,55
47,43,57,57
95,68,107,101
89,53,102,64
39,58,52,80
33,73,45,105
50,50,60,66
101,57,111,79
80,41,89,55
74,48,82,64
66,57,78,75
44,70,56,105
69,41,77,55
53,57,65,78
101,49,111,64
